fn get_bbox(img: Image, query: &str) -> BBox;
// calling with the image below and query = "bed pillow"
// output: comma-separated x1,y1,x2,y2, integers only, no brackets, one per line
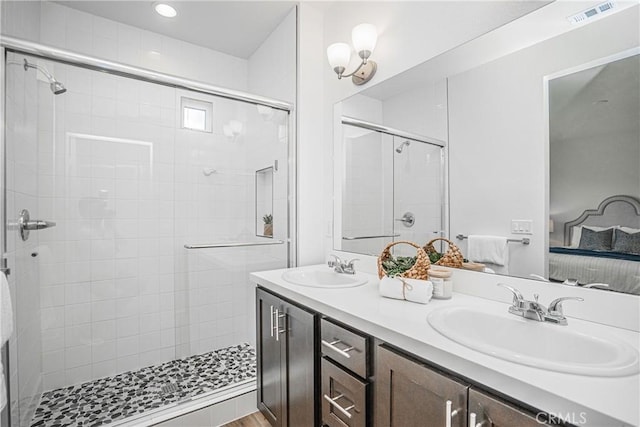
570,225,617,248
578,227,614,251
613,229,640,255
619,226,640,234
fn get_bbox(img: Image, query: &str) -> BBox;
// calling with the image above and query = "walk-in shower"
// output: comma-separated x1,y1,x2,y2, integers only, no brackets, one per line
1,37,293,427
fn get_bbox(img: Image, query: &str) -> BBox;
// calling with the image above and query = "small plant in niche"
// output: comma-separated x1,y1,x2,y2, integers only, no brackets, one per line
263,214,273,237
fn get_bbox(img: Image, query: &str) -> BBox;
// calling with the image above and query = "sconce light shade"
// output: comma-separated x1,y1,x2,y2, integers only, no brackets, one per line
327,23,377,85
327,43,352,74
352,23,377,59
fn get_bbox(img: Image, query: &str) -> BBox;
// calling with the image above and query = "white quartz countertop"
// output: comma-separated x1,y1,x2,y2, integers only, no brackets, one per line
250,265,640,427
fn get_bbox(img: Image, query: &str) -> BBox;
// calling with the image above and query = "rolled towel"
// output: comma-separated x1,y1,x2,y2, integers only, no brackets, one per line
380,276,433,304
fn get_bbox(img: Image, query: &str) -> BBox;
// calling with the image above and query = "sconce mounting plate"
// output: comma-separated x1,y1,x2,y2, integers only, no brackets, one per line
352,61,377,85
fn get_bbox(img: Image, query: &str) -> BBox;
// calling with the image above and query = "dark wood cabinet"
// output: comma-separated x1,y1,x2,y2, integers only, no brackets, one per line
375,344,468,427
256,286,566,427
468,388,556,427
256,288,316,427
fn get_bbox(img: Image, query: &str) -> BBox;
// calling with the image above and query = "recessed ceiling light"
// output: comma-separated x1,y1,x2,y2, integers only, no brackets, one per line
154,3,177,18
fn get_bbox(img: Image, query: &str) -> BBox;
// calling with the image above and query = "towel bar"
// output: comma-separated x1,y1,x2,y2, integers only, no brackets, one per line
456,234,530,245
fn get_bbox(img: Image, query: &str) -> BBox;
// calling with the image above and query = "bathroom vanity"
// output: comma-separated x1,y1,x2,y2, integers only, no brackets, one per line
251,266,640,427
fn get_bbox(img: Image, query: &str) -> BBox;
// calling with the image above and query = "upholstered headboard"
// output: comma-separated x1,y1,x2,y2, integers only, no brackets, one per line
564,195,640,246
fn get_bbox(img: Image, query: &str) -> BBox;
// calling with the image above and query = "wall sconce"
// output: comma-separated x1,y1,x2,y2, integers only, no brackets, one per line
327,23,378,85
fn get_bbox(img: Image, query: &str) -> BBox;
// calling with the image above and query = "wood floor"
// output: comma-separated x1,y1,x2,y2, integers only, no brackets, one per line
221,411,270,427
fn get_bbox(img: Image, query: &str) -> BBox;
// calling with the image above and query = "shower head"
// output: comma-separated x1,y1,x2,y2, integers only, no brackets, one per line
23,59,67,95
395,140,410,153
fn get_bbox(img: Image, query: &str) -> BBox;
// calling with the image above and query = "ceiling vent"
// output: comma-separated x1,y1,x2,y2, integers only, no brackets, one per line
567,1,617,24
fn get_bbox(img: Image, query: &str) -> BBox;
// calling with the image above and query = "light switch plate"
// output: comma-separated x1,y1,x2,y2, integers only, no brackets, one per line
512,220,533,235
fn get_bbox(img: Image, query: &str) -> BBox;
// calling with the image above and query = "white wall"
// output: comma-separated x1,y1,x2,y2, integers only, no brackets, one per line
249,7,297,104
297,3,326,265
448,7,639,278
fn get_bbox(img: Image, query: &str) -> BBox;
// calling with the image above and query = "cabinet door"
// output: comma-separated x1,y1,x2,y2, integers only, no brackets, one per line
257,288,286,427
375,345,468,427
283,300,317,427
468,388,557,427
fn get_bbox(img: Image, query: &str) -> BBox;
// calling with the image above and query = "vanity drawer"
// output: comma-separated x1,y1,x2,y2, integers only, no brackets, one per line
322,358,367,427
321,318,368,378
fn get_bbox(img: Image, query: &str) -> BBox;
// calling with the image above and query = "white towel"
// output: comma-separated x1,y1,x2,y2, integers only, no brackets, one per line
1,272,13,411
467,235,508,265
380,277,433,304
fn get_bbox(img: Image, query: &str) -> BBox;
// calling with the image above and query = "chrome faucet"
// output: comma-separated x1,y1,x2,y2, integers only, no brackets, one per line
328,255,358,274
497,283,583,326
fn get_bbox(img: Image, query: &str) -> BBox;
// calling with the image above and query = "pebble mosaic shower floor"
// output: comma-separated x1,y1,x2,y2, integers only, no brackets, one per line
30,343,256,427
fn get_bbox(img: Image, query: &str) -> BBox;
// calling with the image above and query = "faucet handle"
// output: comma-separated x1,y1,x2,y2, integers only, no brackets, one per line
346,258,359,267
497,283,524,306
548,296,584,315
328,254,342,267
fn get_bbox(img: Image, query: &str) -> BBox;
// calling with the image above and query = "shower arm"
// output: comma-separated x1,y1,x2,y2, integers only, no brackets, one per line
23,58,55,81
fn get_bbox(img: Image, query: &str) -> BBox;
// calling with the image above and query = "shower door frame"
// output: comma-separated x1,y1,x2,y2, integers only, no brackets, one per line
0,36,297,427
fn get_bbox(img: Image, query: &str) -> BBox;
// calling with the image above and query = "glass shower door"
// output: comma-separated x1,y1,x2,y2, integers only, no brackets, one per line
173,90,290,397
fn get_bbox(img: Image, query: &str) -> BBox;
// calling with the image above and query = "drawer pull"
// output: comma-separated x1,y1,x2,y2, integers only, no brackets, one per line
322,339,355,359
274,309,286,341
270,305,275,338
323,393,354,419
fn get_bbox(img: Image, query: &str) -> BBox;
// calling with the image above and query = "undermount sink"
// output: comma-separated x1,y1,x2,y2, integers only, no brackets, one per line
427,306,639,377
282,268,368,288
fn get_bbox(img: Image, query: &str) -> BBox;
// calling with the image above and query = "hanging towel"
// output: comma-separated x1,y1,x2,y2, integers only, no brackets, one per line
467,235,508,266
0,272,13,411
379,276,433,304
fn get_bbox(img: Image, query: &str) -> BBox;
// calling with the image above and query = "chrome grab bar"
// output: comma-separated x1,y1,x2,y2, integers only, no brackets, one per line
323,393,354,419
342,234,400,240
456,234,530,245
184,240,285,249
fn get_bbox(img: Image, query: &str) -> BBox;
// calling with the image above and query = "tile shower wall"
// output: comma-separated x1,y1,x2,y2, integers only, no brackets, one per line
31,62,289,394
37,2,248,92
35,60,178,390
173,94,289,358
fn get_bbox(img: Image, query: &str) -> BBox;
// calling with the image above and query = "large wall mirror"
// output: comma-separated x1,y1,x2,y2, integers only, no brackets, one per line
333,2,640,295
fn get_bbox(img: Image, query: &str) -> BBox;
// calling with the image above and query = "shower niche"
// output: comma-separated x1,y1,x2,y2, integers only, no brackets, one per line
256,166,274,238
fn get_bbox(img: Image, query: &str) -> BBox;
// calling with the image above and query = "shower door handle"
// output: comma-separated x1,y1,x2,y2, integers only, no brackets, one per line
18,209,56,241
23,220,56,230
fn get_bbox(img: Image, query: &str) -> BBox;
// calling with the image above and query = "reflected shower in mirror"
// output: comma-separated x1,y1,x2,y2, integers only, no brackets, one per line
256,166,274,237
338,117,445,256
341,117,444,255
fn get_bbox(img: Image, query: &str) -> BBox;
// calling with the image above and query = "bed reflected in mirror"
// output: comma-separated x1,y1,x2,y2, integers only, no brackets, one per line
548,53,640,294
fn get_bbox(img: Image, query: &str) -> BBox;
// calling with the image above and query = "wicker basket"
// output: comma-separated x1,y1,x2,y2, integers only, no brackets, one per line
424,237,464,268
377,240,430,280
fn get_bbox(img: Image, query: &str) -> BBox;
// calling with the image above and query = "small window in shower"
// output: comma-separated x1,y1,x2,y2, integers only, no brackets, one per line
181,97,212,132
